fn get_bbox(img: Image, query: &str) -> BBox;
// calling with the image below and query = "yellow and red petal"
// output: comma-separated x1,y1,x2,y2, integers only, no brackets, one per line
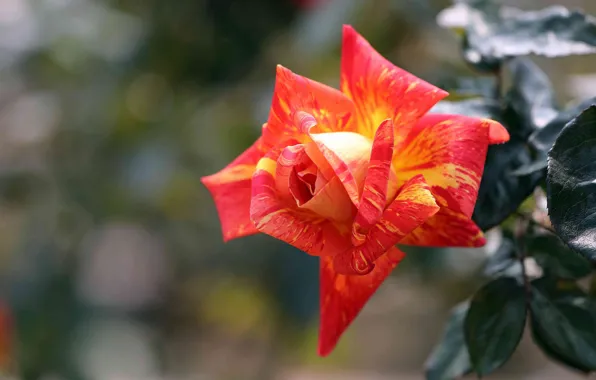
250,149,353,256
351,119,396,245
340,25,448,141
401,208,486,247
334,175,440,275
394,114,508,218
305,130,373,207
318,246,405,357
264,65,355,148
201,137,266,242
274,142,355,222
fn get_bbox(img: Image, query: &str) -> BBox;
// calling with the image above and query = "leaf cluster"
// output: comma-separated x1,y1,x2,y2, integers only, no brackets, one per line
425,0,596,378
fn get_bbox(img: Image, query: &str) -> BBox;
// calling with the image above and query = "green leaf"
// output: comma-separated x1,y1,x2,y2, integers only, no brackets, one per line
512,98,596,176
530,277,596,371
530,97,596,153
531,322,591,374
547,105,596,262
527,234,592,279
473,139,544,230
484,237,518,277
425,302,472,380
464,277,527,376
504,58,558,139
440,1,596,71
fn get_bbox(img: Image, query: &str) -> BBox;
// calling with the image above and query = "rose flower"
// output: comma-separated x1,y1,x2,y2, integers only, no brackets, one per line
201,25,509,356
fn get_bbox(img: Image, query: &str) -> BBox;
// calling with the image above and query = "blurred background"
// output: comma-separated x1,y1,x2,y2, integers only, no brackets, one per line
0,0,595,379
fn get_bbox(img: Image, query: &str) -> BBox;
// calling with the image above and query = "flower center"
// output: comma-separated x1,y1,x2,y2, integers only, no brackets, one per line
289,159,320,205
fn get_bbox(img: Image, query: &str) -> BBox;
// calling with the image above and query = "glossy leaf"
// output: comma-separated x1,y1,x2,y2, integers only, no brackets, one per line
528,234,592,280
464,277,527,376
530,277,596,371
425,302,472,380
442,1,596,71
531,98,596,152
484,237,517,278
517,97,596,176
504,58,558,139
473,138,543,231
547,106,596,262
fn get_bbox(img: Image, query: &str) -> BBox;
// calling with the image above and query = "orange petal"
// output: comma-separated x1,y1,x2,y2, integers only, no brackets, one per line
264,65,355,149
250,149,353,256
401,207,486,247
340,25,448,141
351,119,396,245
394,114,507,218
318,246,406,357
201,137,265,242
334,175,440,275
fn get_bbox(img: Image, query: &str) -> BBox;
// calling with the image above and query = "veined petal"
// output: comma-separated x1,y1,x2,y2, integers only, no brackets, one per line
401,207,486,247
334,175,440,275
394,114,508,218
318,246,405,357
340,25,447,141
352,119,396,245
264,65,355,148
201,137,265,241
250,148,353,256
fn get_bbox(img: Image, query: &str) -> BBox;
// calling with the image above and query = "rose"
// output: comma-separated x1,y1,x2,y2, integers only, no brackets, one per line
201,25,509,356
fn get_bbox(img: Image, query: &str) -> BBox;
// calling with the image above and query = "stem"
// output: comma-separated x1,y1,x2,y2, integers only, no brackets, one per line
514,218,532,307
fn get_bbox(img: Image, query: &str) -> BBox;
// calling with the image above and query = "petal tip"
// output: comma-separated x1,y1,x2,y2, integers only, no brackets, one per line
486,119,510,144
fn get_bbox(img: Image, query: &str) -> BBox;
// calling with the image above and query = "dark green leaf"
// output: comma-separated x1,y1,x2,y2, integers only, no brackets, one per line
530,277,596,371
547,105,596,262
484,237,517,277
425,302,472,380
514,98,596,176
430,98,501,120
531,276,588,307
504,58,558,139
530,97,596,153
442,1,596,70
464,277,527,376
509,160,547,176
531,321,591,374
528,234,592,279
473,139,544,230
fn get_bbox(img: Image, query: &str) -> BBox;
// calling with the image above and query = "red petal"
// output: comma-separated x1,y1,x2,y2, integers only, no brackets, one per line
351,119,395,245
340,25,447,141
488,119,510,144
201,137,265,241
401,207,486,247
334,175,440,275
318,246,406,357
264,65,355,149
250,148,353,256
394,113,505,218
